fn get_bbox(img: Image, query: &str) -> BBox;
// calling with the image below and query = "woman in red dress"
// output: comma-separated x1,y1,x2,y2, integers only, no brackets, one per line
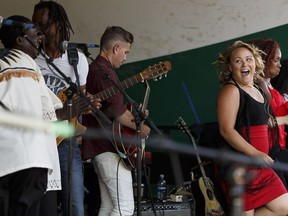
216,40,288,215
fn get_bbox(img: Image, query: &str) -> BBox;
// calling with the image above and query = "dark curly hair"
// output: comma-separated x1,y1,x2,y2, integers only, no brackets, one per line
247,38,280,77
33,0,74,44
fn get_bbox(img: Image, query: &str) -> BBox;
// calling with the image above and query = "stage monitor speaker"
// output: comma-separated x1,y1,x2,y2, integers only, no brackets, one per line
133,201,192,216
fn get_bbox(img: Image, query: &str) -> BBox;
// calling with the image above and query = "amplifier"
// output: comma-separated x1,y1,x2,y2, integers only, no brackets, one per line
133,201,192,216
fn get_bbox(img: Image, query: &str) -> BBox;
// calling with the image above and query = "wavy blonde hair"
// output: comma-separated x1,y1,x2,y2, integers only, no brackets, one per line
215,40,265,85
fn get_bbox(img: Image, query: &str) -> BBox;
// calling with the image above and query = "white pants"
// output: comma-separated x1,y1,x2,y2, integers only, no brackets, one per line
92,152,134,216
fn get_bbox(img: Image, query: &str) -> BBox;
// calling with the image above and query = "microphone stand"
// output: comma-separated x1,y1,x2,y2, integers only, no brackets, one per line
66,48,80,216
227,165,248,216
40,49,79,216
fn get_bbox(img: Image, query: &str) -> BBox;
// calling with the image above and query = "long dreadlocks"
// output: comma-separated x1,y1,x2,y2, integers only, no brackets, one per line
33,0,74,43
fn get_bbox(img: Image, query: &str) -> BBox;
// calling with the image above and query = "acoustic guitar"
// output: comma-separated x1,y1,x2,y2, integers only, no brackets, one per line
176,116,224,216
56,61,172,144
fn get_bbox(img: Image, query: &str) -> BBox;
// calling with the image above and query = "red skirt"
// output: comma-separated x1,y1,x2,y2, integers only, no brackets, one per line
219,125,287,211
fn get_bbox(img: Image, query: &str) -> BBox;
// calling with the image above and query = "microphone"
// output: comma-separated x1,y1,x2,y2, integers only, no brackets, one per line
0,16,34,29
61,40,100,51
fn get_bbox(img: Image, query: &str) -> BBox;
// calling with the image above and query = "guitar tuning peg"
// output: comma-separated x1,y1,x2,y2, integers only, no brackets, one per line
165,73,167,77
159,76,162,80
153,78,158,81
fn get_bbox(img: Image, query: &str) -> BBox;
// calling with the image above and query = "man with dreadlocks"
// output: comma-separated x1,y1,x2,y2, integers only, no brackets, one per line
32,1,100,216
0,15,62,216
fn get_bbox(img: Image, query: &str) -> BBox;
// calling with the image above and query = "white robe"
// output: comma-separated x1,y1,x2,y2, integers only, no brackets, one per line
0,49,62,191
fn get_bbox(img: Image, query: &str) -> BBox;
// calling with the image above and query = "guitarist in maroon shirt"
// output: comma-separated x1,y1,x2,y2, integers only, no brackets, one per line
82,26,150,216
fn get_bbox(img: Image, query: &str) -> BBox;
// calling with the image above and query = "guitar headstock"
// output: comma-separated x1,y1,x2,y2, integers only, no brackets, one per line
176,116,191,136
140,61,172,81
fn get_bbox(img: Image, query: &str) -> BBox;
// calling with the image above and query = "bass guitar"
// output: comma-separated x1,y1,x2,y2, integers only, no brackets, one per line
112,81,151,169
176,116,224,216
56,61,172,144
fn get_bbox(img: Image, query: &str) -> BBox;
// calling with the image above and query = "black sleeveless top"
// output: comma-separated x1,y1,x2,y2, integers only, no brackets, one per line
236,86,270,127
222,82,276,148
224,82,279,157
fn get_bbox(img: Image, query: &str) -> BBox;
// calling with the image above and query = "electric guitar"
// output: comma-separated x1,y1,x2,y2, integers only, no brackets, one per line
176,117,224,216
56,61,172,144
112,81,151,169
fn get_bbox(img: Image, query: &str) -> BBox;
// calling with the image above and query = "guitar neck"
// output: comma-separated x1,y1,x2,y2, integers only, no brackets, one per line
92,60,171,102
177,117,208,180
189,133,214,190
95,73,143,101
189,135,208,179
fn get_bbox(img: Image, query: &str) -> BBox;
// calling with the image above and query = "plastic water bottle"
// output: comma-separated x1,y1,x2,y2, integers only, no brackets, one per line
157,174,167,200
